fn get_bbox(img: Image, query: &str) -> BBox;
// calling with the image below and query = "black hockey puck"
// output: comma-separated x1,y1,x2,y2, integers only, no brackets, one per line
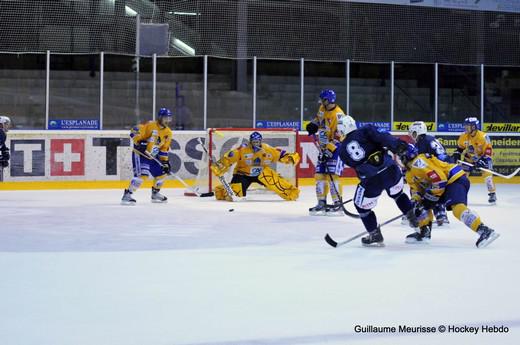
228,208,234,212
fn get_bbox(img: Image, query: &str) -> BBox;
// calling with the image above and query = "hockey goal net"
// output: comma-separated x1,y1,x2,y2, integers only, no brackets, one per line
186,128,299,196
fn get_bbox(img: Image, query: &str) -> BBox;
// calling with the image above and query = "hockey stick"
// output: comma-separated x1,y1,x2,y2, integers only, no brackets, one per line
326,174,360,219
457,160,520,179
311,135,360,218
132,148,214,197
197,137,243,202
324,213,403,248
325,198,353,209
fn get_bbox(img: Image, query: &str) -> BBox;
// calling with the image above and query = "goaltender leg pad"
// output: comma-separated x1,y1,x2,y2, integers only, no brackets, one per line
215,183,244,201
259,166,299,201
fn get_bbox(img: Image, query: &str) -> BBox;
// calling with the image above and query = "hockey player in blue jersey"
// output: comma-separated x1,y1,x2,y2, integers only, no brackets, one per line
408,121,449,226
336,115,418,246
0,116,10,180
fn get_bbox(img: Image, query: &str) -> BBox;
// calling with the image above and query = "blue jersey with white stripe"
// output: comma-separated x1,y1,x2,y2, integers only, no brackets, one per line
339,125,402,179
415,134,449,162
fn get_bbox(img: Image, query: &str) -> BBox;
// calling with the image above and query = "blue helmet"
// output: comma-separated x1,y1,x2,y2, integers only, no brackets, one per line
250,131,262,150
463,117,479,133
399,143,418,167
319,89,336,104
158,107,172,118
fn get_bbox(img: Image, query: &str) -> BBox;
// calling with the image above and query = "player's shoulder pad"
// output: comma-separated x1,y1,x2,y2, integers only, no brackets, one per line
412,157,427,169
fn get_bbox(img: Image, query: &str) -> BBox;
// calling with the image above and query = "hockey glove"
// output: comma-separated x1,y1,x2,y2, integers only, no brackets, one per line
306,122,319,136
161,160,171,175
476,157,491,170
279,152,300,165
210,162,227,177
0,147,9,162
394,140,409,156
451,150,462,163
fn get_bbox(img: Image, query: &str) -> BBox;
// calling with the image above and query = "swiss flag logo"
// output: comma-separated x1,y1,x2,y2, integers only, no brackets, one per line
50,139,85,176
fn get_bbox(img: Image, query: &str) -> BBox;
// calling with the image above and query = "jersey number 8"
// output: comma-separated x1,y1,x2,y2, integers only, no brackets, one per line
346,140,365,161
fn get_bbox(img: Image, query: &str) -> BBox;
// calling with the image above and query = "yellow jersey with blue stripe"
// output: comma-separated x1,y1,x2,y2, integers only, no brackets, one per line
405,154,465,202
219,143,293,177
311,104,345,149
457,130,493,163
130,120,172,162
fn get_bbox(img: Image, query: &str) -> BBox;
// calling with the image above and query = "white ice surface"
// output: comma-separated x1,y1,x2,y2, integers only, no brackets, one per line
0,184,518,345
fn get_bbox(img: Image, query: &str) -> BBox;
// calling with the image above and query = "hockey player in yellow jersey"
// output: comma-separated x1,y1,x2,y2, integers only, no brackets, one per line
121,108,173,205
210,131,300,201
399,144,499,248
306,89,347,216
452,117,497,204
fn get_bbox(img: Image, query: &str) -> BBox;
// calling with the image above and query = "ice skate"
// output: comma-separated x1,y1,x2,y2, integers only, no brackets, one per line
151,187,168,203
435,211,449,227
405,223,431,244
309,200,327,216
488,192,496,205
326,202,343,217
476,224,500,248
121,189,136,205
361,228,384,247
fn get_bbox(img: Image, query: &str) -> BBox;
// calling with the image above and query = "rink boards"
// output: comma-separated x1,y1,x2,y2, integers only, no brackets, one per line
1,130,520,189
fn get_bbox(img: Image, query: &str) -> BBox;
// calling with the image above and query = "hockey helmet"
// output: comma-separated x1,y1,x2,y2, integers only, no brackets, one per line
408,121,427,141
158,107,173,125
337,115,357,137
463,117,479,134
399,143,418,167
0,115,11,131
319,89,336,105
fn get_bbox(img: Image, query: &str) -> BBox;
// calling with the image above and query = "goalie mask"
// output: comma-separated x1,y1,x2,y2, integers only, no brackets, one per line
249,131,263,151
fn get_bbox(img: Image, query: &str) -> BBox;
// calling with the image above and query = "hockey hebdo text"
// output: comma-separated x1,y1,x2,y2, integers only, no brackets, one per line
353,324,509,335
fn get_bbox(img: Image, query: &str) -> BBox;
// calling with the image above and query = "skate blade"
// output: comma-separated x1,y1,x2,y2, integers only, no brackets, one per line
405,238,430,244
326,211,344,217
477,232,500,248
309,211,327,216
488,201,496,206
121,201,136,206
151,199,168,204
362,242,385,248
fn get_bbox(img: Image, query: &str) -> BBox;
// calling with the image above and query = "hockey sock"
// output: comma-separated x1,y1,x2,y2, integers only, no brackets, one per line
452,203,482,231
153,176,166,190
315,174,329,201
393,192,414,214
484,175,496,193
128,176,144,192
355,205,378,232
328,175,342,204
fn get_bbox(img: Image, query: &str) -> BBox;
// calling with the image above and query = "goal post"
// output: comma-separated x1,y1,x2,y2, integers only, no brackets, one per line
185,128,299,196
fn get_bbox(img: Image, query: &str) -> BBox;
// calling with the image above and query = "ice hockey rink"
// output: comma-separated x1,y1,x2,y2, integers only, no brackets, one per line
0,183,518,345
